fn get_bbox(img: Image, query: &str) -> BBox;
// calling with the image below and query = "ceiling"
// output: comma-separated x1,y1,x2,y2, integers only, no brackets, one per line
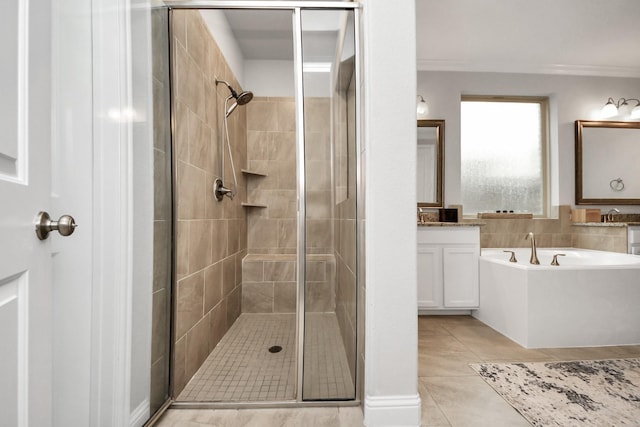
221,9,343,62
209,1,640,78
415,0,640,77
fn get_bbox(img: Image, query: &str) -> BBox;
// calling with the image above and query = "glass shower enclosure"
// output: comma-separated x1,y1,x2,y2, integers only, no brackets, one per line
158,1,361,407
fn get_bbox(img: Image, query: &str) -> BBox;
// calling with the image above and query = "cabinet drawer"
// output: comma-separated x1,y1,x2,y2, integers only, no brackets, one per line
417,227,479,244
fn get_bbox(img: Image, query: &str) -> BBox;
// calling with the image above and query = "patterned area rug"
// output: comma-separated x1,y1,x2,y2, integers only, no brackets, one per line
471,359,640,426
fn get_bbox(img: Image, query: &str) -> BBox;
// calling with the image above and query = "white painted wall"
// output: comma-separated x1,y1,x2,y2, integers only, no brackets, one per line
416,0,640,78
130,1,154,425
363,0,421,425
200,10,245,85
244,59,331,98
417,71,640,213
244,60,294,96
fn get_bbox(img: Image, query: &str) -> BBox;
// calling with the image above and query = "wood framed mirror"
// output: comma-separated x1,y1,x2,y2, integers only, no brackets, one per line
417,119,444,208
575,120,640,204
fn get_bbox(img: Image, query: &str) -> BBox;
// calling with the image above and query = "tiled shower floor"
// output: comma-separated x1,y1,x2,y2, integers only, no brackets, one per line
176,313,353,402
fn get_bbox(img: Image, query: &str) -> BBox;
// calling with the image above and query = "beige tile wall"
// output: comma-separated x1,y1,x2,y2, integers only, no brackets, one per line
571,225,628,253
245,97,334,255
333,75,358,387
243,96,337,315
242,97,335,313
305,98,334,255
456,205,629,253
303,97,337,327
463,205,573,248
241,254,336,313
245,97,297,254
172,10,247,396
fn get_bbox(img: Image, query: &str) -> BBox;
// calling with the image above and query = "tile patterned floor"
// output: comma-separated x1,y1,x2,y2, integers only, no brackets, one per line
176,312,353,402
155,406,364,427
303,313,355,399
418,315,640,426
160,315,640,426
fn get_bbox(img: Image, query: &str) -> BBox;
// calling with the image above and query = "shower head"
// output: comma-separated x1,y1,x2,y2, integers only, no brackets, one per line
216,79,253,114
235,90,253,106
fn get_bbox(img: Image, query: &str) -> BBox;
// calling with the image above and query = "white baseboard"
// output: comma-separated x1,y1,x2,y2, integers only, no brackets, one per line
418,309,472,316
364,394,421,427
129,398,150,427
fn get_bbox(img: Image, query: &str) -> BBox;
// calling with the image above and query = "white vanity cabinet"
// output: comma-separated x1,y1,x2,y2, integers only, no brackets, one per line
417,226,480,312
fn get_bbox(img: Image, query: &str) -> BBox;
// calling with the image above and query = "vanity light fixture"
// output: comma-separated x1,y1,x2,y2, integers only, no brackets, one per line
417,95,429,118
601,97,640,119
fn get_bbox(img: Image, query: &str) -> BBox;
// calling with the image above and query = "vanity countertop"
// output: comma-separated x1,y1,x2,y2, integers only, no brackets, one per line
418,222,484,227
572,222,640,228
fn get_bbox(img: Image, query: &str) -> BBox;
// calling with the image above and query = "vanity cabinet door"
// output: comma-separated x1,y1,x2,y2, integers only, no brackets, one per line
628,227,640,254
443,246,479,308
417,245,443,309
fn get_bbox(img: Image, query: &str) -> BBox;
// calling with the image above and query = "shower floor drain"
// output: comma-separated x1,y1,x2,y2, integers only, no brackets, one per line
268,345,282,354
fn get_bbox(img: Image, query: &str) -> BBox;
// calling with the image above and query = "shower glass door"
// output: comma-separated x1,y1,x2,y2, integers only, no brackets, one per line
161,3,359,407
300,8,358,401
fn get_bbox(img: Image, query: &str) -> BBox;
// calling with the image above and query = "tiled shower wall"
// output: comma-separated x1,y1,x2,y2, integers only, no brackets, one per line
245,97,297,255
172,10,247,395
303,98,335,255
245,97,334,255
333,74,358,381
242,97,336,314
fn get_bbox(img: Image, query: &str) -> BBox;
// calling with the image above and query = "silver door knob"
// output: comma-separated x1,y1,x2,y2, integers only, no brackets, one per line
35,211,78,240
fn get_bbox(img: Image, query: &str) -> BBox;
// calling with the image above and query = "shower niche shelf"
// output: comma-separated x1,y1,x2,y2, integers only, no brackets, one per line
241,202,267,208
241,169,268,208
241,169,268,177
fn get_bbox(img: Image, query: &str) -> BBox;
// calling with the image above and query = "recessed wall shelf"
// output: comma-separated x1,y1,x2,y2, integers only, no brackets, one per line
241,169,268,177
241,202,268,208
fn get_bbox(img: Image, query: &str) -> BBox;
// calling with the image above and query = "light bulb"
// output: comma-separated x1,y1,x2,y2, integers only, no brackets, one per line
417,96,429,118
601,101,618,119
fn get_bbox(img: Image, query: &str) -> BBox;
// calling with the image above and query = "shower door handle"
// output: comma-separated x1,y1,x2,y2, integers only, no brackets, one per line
35,211,78,240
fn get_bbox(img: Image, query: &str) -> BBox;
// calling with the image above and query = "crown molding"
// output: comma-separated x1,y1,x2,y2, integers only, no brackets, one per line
416,59,640,79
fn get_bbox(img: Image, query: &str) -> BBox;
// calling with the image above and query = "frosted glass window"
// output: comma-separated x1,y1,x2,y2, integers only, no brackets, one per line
461,98,547,216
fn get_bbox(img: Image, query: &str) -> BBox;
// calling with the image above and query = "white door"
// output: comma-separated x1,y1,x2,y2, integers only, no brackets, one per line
3,0,156,424
1,1,95,425
0,1,54,425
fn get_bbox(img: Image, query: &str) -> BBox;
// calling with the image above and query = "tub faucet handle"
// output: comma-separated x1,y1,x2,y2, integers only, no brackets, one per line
551,253,566,266
503,250,518,262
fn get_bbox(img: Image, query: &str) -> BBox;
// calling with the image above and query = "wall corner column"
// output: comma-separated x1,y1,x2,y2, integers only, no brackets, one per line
362,0,421,425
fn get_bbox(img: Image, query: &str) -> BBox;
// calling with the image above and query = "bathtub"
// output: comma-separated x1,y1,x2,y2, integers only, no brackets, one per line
473,248,640,349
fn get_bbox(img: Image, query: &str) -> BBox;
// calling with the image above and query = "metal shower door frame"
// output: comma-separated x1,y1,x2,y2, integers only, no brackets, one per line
165,0,361,408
